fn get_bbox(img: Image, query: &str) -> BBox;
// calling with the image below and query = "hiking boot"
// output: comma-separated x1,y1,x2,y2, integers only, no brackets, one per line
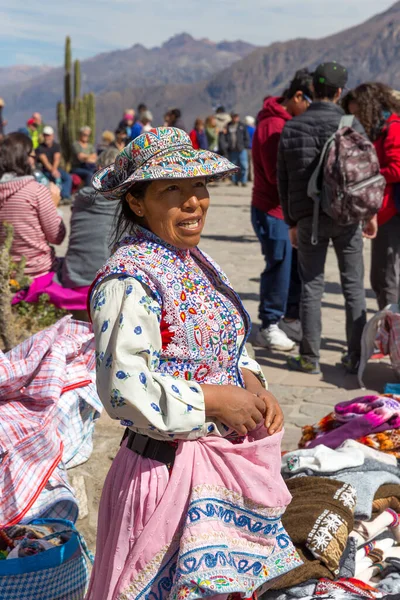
255,324,295,352
341,353,360,375
287,355,321,374
279,319,302,343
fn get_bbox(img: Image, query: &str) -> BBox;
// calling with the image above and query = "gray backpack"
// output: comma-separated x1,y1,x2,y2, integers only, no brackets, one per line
307,115,385,245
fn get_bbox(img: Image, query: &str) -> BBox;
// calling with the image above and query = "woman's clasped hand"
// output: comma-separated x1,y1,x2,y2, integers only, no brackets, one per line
203,383,284,436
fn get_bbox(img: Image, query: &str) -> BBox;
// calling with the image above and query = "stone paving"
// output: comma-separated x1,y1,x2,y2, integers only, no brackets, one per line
60,183,397,548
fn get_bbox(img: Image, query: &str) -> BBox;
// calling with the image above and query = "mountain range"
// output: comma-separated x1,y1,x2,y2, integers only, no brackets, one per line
2,1,400,135
0,35,255,131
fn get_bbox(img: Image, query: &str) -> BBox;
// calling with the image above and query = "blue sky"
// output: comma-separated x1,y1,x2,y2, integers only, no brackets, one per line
0,0,395,67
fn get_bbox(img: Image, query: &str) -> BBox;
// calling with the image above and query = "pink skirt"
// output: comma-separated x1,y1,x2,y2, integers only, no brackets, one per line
86,443,170,599
86,430,301,600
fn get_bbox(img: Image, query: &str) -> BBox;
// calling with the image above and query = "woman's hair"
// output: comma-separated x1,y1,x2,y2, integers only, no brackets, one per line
194,118,204,129
111,180,153,247
101,130,115,144
0,132,33,177
115,126,127,136
341,89,357,114
342,82,400,141
205,116,216,128
284,68,313,101
169,109,181,124
97,146,119,169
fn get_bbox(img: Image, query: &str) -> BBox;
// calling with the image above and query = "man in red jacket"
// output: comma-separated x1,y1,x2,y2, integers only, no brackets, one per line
252,69,313,351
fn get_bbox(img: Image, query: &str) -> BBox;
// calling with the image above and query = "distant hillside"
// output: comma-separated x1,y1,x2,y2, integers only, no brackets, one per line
201,0,400,118
3,2,400,136
92,1,400,132
1,34,256,131
0,65,52,87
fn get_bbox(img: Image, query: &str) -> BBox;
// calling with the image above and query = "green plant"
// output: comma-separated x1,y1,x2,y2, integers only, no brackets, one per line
57,37,97,165
14,295,67,334
0,222,67,351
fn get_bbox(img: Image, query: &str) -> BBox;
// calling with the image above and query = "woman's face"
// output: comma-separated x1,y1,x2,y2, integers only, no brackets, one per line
127,178,210,249
347,100,359,118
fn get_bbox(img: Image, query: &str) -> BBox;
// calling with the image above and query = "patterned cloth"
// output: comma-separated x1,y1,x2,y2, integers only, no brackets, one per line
314,578,383,598
22,465,79,524
90,225,265,440
92,127,238,200
299,395,400,450
0,316,101,527
358,429,400,458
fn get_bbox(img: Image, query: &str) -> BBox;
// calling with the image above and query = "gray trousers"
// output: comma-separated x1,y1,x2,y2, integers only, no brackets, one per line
371,214,400,310
297,215,367,361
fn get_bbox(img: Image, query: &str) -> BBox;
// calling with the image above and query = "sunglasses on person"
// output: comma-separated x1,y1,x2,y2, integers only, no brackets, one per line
303,93,313,104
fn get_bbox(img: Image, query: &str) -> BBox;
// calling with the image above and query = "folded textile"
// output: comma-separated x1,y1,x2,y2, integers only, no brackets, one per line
0,316,100,527
6,538,55,559
282,445,365,475
259,581,317,600
353,510,399,548
340,537,358,579
314,578,383,598
378,570,400,594
355,538,395,566
339,440,398,467
304,396,400,450
373,496,400,518
21,465,79,524
288,459,400,521
357,429,400,459
271,477,356,589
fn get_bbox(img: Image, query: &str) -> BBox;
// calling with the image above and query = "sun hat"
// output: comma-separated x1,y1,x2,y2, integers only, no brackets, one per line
43,126,54,135
92,126,238,200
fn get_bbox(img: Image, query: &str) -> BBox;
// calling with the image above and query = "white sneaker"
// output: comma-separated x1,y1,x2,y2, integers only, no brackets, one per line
279,319,302,343
256,324,296,352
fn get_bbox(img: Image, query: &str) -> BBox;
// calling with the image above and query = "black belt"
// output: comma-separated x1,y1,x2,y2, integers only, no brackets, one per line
121,429,176,466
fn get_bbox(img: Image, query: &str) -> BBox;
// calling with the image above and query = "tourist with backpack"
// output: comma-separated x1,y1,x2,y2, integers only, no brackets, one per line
252,69,313,352
343,83,400,310
278,62,383,375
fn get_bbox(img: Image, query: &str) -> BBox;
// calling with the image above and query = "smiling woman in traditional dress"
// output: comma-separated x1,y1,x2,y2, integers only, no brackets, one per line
87,127,301,600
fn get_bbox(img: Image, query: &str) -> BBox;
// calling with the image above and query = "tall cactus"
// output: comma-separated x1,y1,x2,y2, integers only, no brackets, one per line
57,36,97,167
68,108,76,156
75,98,84,139
74,59,81,102
87,93,96,145
57,101,66,145
64,36,72,113
65,36,72,72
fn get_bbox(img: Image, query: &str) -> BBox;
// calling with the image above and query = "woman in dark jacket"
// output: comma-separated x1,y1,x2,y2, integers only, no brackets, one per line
344,83,400,309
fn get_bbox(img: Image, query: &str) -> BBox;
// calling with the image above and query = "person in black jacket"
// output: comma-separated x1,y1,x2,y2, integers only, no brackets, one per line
222,113,251,186
278,62,377,375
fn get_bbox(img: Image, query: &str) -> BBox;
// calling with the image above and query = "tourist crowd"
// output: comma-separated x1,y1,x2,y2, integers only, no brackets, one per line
251,62,400,378
0,62,399,373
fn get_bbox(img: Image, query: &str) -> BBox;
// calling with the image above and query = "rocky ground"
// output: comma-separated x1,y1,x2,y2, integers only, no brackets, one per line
60,183,397,550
